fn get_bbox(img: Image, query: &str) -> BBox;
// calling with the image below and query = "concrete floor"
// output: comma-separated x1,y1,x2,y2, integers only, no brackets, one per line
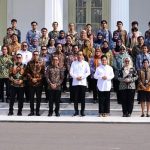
0,123,149,150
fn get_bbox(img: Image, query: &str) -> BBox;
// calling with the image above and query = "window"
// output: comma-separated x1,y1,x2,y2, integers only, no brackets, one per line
68,0,109,33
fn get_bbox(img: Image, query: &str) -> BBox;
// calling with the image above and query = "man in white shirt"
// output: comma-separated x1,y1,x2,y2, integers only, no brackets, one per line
17,42,32,65
70,51,90,116
94,55,114,117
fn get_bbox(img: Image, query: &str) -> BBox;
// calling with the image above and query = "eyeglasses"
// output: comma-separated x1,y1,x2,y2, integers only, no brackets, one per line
17,57,22,59
23,45,27,47
42,49,47,50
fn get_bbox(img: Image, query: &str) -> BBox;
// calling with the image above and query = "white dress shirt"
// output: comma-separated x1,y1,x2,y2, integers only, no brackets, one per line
17,50,32,65
70,60,90,86
94,64,114,91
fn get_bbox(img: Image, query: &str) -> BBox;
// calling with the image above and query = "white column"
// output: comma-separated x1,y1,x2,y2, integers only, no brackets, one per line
45,0,63,31
7,0,64,41
110,0,129,33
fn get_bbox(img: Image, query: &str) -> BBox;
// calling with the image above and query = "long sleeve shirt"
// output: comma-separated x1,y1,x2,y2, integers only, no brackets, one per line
94,64,114,91
136,53,150,71
9,63,26,87
0,55,13,78
26,59,45,87
70,60,90,86
45,66,64,90
26,30,41,46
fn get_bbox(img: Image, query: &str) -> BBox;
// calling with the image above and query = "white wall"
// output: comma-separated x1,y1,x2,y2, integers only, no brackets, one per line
129,0,150,36
7,0,45,42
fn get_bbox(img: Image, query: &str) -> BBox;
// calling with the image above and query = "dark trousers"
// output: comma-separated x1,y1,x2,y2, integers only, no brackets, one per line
87,75,92,92
43,77,49,101
113,79,121,104
9,86,24,113
91,78,98,100
69,78,74,101
62,69,68,91
29,86,43,113
0,78,10,101
48,90,61,114
98,91,110,114
73,85,86,113
24,80,30,102
120,89,135,115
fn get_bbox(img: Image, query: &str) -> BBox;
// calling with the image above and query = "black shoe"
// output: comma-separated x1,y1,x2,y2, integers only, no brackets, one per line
28,112,34,116
127,114,131,117
48,113,53,117
141,113,145,117
36,112,40,116
146,114,150,117
122,114,127,117
0,98,4,102
8,112,13,116
6,98,9,103
56,113,60,117
73,112,79,116
93,100,97,103
80,112,85,117
17,112,22,116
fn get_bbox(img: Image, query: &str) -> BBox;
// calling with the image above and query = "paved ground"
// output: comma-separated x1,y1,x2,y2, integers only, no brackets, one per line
0,123,149,150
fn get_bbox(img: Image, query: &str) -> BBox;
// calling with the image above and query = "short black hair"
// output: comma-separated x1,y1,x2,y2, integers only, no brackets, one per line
142,59,149,64
86,24,92,27
102,40,109,45
52,22,58,25
132,21,138,26
2,45,8,50
117,21,123,25
16,53,22,57
41,28,47,31
101,55,107,60
137,36,144,40
141,44,148,49
33,50,39,55
41,46,47,50
7,27,12,31
11,19,17,23
101,20,107,24
31,21,38,25
11,33,18,37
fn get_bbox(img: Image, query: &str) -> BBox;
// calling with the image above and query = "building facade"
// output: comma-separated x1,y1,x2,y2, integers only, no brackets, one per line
0,0,150,45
